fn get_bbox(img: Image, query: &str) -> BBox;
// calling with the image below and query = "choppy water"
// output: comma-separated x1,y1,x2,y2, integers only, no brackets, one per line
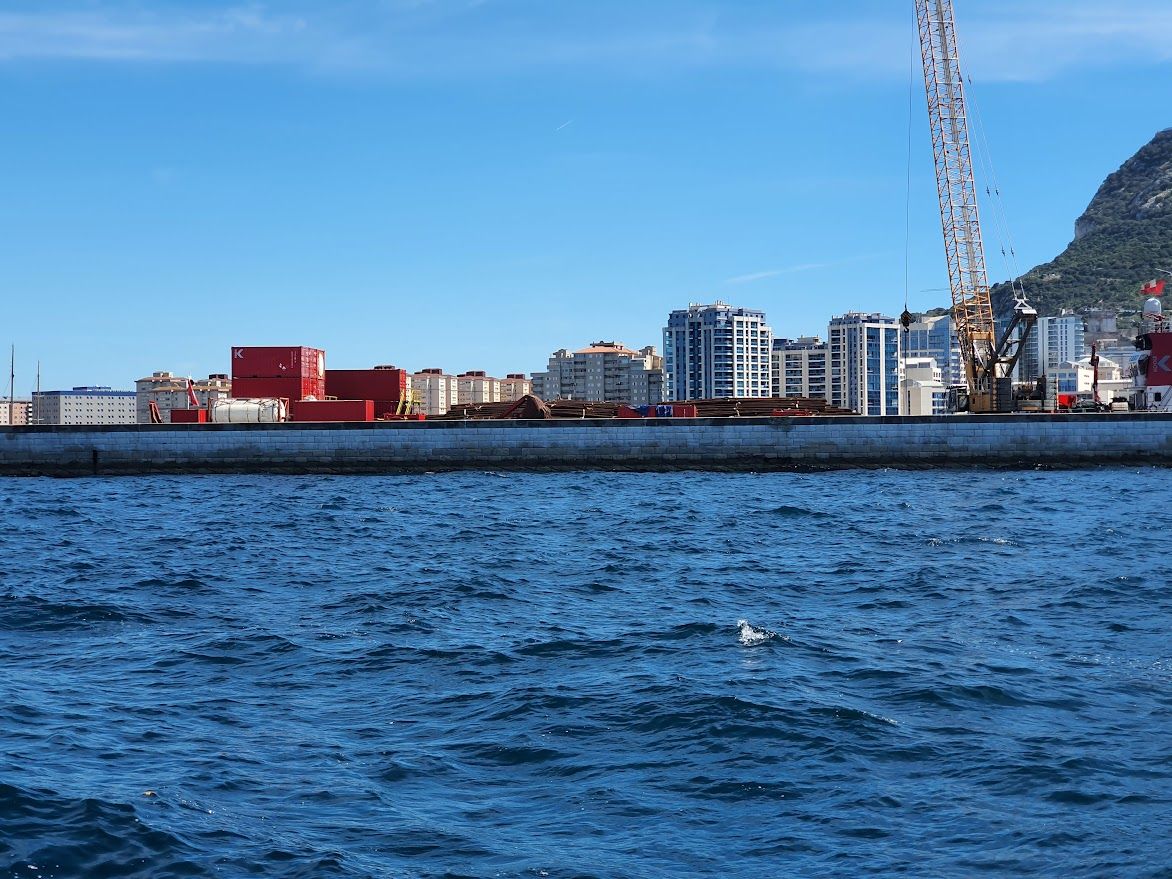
1,470,1170,878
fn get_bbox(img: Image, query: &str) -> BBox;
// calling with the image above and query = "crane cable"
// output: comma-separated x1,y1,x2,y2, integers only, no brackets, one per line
963,71,1029,302
900,28,916,335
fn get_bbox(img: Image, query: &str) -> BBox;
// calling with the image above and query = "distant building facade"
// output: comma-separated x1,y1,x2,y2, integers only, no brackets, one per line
663,302,772,400
32,387,136,425
771,336,827,400
135,371,231,423
828,312,903,416
904,313,963,388
531,342,664,405
1083,308,1119,346
412,369,459,416
0,400,30,426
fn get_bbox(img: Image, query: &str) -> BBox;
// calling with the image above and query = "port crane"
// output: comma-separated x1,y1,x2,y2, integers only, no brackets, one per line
915,0,1036,412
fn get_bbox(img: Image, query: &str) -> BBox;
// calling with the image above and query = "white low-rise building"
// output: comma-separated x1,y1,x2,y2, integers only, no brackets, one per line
32,387,137,425
900,357,948,416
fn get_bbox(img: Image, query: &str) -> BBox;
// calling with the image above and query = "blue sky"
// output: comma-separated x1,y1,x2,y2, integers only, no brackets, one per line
2,0,1170,391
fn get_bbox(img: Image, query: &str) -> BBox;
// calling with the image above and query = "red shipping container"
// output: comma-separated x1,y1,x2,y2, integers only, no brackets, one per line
231,346,326,379
325,369,407,402
617,405,642,418
671,404,698,418
170,408,208,423
231,376,324,401
290,399,374,422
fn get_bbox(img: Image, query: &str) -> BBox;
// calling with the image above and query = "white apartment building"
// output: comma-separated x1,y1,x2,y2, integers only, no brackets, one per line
31,387,137,425
412,369,460,416
771,336,827,400
1021,313,1087,380
901,357,948,416
500,374,532,401
828,313,903,416
135,371,232,423
531,342,664,405
0,400,31,425
663,303,772,401
457,371,502,405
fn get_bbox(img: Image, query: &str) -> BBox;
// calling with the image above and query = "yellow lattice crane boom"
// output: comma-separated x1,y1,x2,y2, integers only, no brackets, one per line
915,0,1035,412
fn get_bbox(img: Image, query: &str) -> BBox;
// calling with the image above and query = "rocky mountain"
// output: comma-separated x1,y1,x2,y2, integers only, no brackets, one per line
991,128,1172,317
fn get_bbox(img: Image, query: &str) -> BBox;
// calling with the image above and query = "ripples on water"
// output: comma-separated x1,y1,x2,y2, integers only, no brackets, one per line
1,470,1170,878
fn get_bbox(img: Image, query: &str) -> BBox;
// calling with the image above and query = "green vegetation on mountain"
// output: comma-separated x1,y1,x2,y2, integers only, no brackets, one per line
991,128,1172,317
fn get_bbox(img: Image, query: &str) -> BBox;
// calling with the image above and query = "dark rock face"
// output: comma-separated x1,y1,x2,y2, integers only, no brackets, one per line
992,129,1172,317
1079,128,1172,228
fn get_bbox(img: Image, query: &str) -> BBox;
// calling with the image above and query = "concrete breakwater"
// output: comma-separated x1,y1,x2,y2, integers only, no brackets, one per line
2,414,1171,476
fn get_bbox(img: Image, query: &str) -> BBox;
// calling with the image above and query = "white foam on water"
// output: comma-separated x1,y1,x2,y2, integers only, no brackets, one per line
737,619,776,647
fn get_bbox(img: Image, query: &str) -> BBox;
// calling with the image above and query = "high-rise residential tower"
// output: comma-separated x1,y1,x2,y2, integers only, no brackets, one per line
827,312,903,416
663,302,773,401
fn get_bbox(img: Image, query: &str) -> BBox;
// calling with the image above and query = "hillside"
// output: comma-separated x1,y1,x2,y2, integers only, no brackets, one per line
991,128,1172,317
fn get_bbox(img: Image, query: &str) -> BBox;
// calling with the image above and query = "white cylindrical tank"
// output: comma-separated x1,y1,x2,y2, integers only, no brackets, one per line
1143,297,1164,321
209,398,288,423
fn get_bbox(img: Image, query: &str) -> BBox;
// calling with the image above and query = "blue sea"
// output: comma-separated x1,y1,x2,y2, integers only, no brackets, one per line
2,470,1170,878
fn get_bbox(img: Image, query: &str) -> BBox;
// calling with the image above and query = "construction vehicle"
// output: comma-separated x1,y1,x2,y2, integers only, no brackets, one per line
915,0,1036,412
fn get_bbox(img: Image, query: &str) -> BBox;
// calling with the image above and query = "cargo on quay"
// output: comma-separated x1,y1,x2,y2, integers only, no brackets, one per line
1,413,1170,476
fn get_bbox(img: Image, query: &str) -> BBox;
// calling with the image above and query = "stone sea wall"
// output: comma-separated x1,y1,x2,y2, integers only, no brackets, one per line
2,414,1170,476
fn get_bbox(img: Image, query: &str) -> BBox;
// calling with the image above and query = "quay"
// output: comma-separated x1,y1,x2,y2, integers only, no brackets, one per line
1,414,1170,476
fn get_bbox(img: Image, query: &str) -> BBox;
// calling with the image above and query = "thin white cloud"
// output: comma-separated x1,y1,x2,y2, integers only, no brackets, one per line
725,250,893,286
0,1,1168,81
725,265,830,285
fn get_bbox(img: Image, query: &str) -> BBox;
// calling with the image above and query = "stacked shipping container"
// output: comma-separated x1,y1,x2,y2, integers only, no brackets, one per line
228,348,419,422
324,367,407,421
231,347,326,401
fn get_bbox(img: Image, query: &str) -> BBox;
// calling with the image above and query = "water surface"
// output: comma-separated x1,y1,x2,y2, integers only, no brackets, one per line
1,470,1169,878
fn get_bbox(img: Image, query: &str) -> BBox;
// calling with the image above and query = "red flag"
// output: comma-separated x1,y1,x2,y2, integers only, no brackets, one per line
1141,278,1166,296
187,378,200,407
